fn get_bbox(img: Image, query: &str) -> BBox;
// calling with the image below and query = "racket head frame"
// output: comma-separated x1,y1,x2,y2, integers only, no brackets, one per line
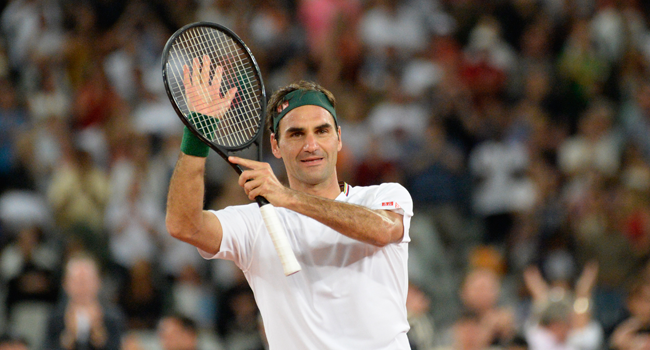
161,21,267,172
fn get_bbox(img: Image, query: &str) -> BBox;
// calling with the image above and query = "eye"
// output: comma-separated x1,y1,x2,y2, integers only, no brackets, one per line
289,131,303,138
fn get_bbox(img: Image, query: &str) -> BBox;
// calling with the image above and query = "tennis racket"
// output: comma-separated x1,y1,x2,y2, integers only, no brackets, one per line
161,22,301,276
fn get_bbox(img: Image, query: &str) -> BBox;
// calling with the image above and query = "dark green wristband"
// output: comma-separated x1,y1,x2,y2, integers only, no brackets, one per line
180,126,210,157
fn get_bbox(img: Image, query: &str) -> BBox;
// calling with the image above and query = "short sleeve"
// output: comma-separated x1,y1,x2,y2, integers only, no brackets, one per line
369,183,414,243
197,203,261,272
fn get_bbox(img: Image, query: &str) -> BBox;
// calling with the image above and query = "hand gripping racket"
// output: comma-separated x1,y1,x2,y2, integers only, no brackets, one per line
162,22,301,276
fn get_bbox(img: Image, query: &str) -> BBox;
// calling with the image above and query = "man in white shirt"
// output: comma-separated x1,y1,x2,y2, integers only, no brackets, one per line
165,62,413,350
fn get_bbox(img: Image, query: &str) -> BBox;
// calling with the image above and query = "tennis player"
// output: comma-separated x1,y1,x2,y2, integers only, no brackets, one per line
166,80,414,349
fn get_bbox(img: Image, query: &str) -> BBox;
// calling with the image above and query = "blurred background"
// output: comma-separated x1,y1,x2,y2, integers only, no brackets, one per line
1,0,650,349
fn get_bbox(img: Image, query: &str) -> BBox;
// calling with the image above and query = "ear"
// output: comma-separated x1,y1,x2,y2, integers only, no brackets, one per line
337,126,342,152
271,133,282,159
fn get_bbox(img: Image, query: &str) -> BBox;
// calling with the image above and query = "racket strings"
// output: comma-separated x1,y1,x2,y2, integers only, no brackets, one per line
178,29,259,142
175,29,258,145
166,27,263,148
203,29,260,142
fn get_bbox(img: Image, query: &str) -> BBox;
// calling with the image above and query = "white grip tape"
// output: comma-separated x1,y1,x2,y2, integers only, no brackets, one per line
259,204,301,276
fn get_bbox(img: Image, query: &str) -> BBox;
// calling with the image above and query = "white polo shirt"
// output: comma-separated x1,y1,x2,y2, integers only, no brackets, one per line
200,182,413,349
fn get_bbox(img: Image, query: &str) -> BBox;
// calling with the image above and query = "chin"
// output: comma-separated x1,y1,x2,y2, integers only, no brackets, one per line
296,172,329,186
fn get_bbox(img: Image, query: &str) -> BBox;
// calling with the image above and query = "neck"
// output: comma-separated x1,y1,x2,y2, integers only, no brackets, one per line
287,173,341,200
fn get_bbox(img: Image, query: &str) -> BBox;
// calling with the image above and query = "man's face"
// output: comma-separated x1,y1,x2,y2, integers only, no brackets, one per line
158,318,197,350
461,270,500,313
271,105,342,188
64,260,100,305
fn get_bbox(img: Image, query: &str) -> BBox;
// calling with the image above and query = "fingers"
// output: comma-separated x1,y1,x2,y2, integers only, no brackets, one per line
242,177,263,200
229,156,264,169
236,169,265,200
229,156,267,186
201,55,211,86
183,64,191,90
212,66,223,93
226,87,238,101
209,65,237,99
237,168,267,187
229,157,275,199
187,56,229,93
192,57,201,87
187,56,212,88
212,87,237,115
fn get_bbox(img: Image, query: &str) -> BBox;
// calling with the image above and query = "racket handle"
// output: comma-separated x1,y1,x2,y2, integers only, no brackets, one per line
258,201,301,276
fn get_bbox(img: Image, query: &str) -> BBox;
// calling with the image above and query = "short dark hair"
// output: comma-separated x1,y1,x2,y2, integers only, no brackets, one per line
266,81,336,141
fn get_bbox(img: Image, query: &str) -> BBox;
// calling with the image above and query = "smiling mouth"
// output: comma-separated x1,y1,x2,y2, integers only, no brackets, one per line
300,157,323,164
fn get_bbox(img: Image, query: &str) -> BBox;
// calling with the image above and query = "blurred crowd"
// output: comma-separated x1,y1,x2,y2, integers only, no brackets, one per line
1,0,650,349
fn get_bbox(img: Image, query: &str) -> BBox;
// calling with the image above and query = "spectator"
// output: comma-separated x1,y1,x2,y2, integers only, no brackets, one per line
1,225,59,315
468,99,535,245
610,273,650,349
358,0,428,56
216,282,264,350
117,259,164,330
621,80,650,162
157,314,199,350
0,78,29,193
366,75,428,162
405,117,468,262
461,15,516,103
558,98,622,183
169,264,215,329
105,169,165,274
523,262,603,350
556,18,610,123
458,268,517,347
43,253,125,350
437,267,516,349
47,144,110,247
0,225,60,348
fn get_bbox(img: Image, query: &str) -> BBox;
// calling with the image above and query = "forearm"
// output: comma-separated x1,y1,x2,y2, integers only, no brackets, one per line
283,190,403,246
165,153,208,241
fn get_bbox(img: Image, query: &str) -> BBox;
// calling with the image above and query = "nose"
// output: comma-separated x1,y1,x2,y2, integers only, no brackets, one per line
302,132,319,152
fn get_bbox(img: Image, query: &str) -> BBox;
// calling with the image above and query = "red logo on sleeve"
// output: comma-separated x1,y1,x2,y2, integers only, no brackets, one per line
382,201,402,209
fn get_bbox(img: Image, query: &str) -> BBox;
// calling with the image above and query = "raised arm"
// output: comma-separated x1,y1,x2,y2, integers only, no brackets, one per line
573,261,599,329
523,265,549,304
166,55,235,255
165,153,223,255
